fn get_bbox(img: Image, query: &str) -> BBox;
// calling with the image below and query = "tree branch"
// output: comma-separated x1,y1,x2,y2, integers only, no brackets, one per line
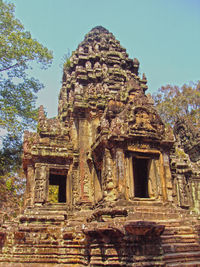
0,60,28,72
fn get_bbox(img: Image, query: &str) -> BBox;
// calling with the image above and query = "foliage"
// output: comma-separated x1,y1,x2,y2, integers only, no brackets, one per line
62,49,71,70
0,134,26,219
0,0,53,137
48,185,59,203
153,81,200,128
0,0,53,215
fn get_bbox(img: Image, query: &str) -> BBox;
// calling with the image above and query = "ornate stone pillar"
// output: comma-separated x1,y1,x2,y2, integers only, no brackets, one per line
102,148,117,201
34,164,48,204
78,118,92,203
24,165,35,206
176,175,190,208
116,148,126,199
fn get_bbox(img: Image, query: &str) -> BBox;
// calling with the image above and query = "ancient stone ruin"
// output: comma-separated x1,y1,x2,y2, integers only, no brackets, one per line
1,26,200,266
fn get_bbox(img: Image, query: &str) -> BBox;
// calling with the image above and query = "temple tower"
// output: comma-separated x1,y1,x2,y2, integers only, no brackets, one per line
1,26,200,267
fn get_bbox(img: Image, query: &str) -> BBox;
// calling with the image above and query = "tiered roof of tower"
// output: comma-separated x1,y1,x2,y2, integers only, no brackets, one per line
58,26,145,117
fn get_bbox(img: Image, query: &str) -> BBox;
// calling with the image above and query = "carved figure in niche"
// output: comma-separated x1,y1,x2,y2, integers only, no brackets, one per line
34,166,47,203
174,120,195,151
94,62,101,69
134,109,155,131
177,176,190,207
150,113,165,135
102,149,116,199
178,126,193,150
85,61,92,69
88,45,93,53
83,174,90,198
116,150,124,181
110,116,123,135
94,43,99,52
102,64,108,75
35,179,46,203
76,65,84,71
74,82,83,95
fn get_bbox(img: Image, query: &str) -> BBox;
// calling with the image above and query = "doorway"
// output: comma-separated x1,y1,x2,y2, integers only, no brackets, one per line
132,157,149,198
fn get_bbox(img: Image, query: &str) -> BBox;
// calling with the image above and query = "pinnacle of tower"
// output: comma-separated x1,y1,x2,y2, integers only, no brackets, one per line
58,27,145,118
89,26,110,34
78,25,123,52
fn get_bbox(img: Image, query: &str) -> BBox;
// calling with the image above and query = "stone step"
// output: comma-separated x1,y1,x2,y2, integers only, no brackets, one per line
163,243,200,253
25,207,68,212
128,199,164,206
18,225,61,231
132,205,194,216
160,219,198,227
166,261,200,267
164,251,200,263
127,211,180,221
162,235,197,244
19,214,66,224
163,226,195,235
23,209,67,216
25,203,68,211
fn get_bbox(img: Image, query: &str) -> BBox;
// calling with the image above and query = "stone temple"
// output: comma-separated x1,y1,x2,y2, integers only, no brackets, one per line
1,26,200,266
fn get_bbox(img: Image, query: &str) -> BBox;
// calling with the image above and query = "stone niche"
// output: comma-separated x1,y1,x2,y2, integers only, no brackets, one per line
1,26,200,267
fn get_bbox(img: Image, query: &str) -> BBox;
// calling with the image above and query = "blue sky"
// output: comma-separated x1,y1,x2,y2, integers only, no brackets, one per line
10,0,200,118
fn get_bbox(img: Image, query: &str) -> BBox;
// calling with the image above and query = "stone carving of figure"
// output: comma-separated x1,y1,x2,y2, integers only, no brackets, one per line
94,62,101,69
74,82,83,95
88,45,93,53
85,61,92,69
178,176,190,207
34,166,47,203
134,109,155,131
110,116,123,135
35,179,45,203
102,64,108,76
94,43,99,52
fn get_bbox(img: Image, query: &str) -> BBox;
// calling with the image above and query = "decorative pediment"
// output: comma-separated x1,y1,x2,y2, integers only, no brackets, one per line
174,118,200,162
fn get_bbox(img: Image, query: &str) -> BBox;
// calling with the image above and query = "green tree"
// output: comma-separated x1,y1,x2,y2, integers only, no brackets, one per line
153,81,200,128
0,0,53,213
0,0,53,137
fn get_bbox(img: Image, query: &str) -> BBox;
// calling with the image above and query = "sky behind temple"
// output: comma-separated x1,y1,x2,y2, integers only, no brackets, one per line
11,0,200,117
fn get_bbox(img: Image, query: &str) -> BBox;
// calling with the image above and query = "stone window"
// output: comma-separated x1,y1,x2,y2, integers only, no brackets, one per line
127,149,161,199
49,172,67,203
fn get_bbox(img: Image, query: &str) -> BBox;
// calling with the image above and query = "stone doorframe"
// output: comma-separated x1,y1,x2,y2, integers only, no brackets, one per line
34,163,70,205
127,147,167,201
